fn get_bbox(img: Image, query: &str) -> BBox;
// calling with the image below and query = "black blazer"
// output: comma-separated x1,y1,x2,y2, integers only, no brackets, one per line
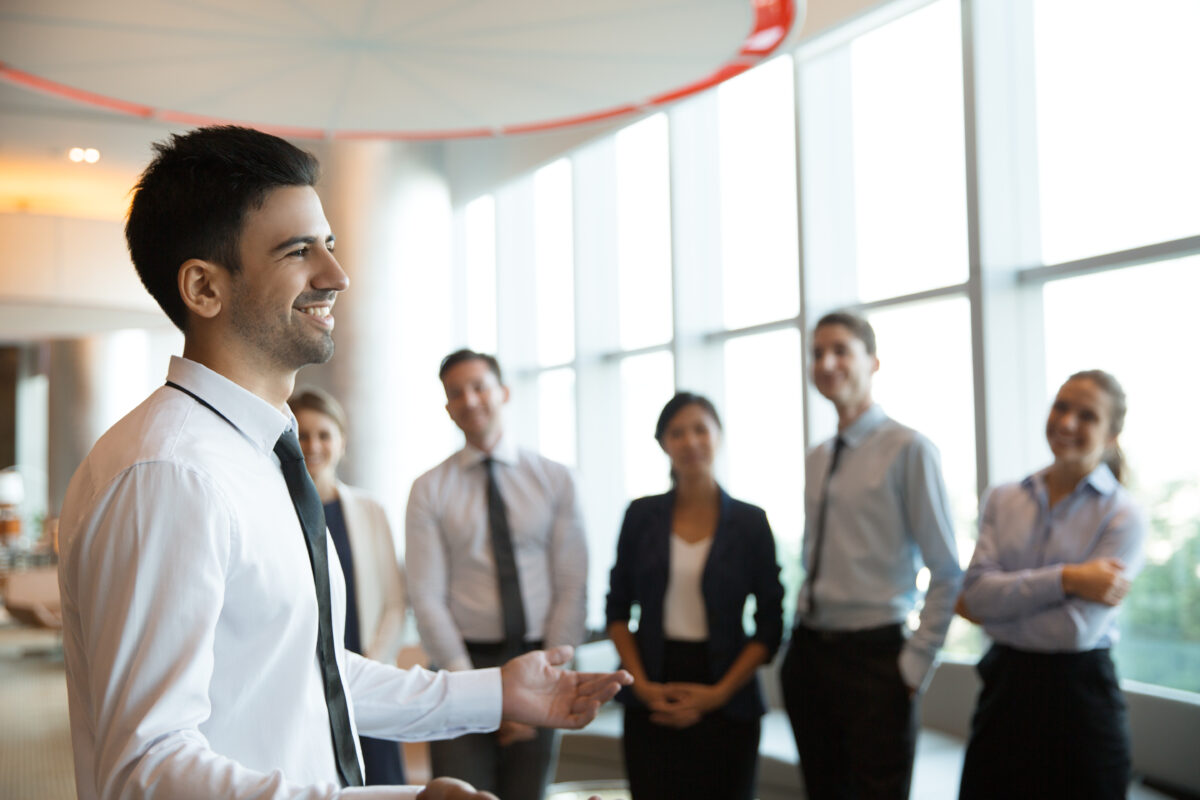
605,488,784,720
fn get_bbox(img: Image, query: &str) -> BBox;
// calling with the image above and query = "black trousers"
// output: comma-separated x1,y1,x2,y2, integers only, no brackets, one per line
360,734,405,786
781,624,917,800
959,644,1131,800
622,640,761,800
430,640,558,800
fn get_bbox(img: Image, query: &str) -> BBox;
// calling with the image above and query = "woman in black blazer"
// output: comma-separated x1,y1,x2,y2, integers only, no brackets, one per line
606,392,784,800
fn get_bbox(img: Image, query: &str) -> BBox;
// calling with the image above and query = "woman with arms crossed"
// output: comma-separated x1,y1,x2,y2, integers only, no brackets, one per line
290,387,409,786
606,392,784,800
956,370,1146,799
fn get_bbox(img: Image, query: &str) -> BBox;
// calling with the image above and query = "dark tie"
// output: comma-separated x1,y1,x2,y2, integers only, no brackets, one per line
274,429,363,788
804,435,846,621
484,457,527,654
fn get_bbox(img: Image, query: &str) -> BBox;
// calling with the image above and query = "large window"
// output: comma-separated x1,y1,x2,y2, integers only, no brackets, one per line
1033,0,1200,264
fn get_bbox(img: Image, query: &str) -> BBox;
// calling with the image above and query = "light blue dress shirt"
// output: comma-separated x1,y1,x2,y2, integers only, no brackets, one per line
961,463,1146,652
799,404,964,690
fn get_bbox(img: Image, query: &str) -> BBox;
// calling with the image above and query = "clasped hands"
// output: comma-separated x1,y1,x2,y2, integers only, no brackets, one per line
634,680,728,729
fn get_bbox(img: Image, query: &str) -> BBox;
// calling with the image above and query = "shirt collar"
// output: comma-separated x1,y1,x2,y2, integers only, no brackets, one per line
1024,461,1119,500
457,432,519,470
166,355,292,455
838,403,887,448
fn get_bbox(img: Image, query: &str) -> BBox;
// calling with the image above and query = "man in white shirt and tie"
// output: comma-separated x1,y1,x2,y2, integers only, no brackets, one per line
407,350,589,800
57,125,628,800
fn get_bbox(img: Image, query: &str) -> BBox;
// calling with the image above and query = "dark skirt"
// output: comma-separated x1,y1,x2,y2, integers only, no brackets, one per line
959,643,1131,800
622,640,761,800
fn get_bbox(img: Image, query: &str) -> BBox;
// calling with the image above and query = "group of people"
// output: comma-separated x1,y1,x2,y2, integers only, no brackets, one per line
599,311,1143,800
53,121,1145,800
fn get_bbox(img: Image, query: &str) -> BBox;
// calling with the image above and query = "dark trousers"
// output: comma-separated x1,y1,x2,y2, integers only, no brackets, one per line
959,644,1131,800
360,734,405,786
781,624,917,800
622,640,761,800
430,641,558,800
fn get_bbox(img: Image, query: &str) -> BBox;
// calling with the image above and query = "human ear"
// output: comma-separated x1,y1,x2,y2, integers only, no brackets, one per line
178,259,226,320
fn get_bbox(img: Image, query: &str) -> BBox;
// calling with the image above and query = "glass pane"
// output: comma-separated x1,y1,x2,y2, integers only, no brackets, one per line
865,296,980,656
1043,256,1200,694
722,329,805,615
867,296,977,537
851,0,968,300
619,351,675,500
534,160,575,366
616,114,673,350
1034,0,1200,264
464,195,498,353
717,56,800,329
537,367,577,468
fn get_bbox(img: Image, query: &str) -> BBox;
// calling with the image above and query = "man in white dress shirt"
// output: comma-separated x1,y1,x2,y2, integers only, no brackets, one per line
57,126,628,800
407,350,589,800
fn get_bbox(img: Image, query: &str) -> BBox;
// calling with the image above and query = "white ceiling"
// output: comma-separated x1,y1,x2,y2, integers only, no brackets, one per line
1,0,799,137
0,0,828,343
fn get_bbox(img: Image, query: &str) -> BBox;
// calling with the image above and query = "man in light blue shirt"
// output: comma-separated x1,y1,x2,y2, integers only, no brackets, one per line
780,311,963,800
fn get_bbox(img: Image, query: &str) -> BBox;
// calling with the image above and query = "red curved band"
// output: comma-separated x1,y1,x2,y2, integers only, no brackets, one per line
0,0,796,140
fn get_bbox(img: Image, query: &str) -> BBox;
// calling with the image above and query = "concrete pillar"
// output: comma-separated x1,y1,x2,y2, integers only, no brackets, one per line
304,140,456,527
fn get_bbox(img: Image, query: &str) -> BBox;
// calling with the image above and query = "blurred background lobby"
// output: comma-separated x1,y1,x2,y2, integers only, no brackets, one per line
1,0,1198,797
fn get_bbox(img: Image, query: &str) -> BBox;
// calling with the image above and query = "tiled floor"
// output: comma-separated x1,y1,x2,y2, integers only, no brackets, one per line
0,621,74,799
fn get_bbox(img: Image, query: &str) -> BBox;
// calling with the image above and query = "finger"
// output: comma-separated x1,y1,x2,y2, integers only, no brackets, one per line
542,645,574,667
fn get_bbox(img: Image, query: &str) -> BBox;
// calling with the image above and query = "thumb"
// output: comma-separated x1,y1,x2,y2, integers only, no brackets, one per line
543,644,574,667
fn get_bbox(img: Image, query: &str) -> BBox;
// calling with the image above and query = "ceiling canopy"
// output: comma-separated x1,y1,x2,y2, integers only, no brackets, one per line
1,0,800,140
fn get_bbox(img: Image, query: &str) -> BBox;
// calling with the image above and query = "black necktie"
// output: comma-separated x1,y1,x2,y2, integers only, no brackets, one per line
274,429,363,788
805,436,845,621
484,457,527,654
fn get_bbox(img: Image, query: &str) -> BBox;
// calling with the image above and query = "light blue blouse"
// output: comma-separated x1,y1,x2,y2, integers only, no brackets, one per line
961,463,1146,652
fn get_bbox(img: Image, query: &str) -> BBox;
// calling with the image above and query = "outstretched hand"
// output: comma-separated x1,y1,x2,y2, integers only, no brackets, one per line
501,645,633,730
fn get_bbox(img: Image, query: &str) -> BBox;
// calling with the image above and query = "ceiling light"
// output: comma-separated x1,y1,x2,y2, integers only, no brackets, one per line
67,147,101,163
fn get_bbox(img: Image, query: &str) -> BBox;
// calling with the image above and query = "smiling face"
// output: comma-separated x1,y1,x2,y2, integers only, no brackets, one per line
295,407,345,485
660,402,721,482
226,185,348,375
442,357,509,450
810,322,878,414
1045,377,1118,475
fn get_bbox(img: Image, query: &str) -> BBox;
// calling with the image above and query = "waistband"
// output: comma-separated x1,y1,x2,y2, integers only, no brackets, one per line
463,638,545,657
793,622,905,645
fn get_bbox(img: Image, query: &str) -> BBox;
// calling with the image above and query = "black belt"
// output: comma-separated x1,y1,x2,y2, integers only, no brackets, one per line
794,622,904,644
464,638,544,658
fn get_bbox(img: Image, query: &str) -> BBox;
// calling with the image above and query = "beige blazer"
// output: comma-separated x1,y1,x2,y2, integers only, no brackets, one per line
337,481,408,666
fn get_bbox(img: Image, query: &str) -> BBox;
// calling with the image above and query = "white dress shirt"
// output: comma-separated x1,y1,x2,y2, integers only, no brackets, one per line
58,356,500,800
663,534,713,641
406,435,588,672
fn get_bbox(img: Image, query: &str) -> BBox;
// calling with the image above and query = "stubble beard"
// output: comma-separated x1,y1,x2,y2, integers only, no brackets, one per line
229,294,335,372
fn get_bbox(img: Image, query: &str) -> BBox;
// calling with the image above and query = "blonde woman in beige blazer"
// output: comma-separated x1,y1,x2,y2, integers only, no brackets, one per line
290,387,409,785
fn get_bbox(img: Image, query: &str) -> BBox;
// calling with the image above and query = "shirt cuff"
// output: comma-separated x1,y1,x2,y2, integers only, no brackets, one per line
899,643,935,693
445,666,503,733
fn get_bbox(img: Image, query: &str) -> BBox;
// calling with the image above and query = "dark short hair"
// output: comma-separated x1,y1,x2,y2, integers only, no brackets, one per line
288,386,348,434
815,310,877,356
125,125,320,331
655,391,723,446
439,349,504,385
